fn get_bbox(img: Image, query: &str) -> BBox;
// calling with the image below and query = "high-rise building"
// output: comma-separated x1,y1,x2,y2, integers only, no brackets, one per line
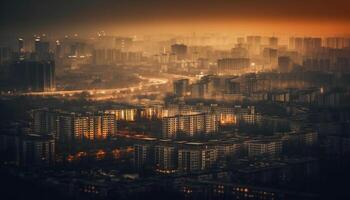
303,58,331,72
101,113,116,138
173,79,189,97
278,56,292,73
171,44,188,60
18,38,24,53
231,45,249,58
216,140,241,160
133,139,156,170
21,134,55,167
247,36,261,55
11,60,55,92
218,58,250,75
241,73,258,95
73,113,116,141
215,106,238,125
0,46,12,65
95,35,115,49
290,37,323,58
88,115,102,140
55,40,61,59
190,82,205,99
325,37,348,49
246,139,282,158
140,105,164,120
225,78,241,94
34,38,51,61
105,108,137,121
263,48,278,67
289,37,304,53
57,112,75,143
93,49,142,65
154,143,177,172
92,49,118,65
303,37,322,56
162,116,178,138
33,109,58,137
73,115,89,141
178,142,218,172
162,112,218,138
268,37,278,49
32,109,77,143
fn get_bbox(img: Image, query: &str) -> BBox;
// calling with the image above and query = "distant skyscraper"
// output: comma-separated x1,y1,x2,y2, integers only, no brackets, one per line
18,38,24,53
278,56,292,73
217,58,250,75
245,139,282,158
268,37,278,49
171,44,188,60
247,36,261,45
303,37,322,56
55,40,61,59
57,113,75,143
231,45,249,58
263,48,278,65
325,37,347,49
34,38,51,61
173,79,189,97
225,78,241,94
190,83,204,98
247,36,261,55
289,37,304,53
115,37,133,51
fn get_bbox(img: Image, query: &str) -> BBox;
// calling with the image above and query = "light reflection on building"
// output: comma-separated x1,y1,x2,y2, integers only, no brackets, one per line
219,113,237,125
105,109,137,121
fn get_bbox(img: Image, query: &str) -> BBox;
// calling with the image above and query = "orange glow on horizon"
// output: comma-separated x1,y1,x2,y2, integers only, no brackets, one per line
100,18,350,37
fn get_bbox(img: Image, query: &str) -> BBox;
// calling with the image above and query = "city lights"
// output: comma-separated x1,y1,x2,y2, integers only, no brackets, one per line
0,0,350,199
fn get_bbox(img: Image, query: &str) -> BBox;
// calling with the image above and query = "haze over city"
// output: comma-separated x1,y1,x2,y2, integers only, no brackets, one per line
1,1,350,200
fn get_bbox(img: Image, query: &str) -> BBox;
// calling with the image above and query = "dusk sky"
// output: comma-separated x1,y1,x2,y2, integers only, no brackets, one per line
1,0,350,35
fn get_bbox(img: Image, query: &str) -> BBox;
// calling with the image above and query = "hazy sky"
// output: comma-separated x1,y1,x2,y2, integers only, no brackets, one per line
1,0,350,35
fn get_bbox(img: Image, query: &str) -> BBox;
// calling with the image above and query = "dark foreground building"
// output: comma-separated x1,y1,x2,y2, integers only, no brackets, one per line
10,60,55,92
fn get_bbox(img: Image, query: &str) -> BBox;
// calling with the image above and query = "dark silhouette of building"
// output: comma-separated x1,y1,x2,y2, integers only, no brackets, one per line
173,79,189,97
278,56,292,73
33,38,52,61
10,60,55,92
171,44,188,60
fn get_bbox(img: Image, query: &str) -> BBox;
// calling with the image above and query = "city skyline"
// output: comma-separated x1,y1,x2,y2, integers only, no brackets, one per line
1,1,350,200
